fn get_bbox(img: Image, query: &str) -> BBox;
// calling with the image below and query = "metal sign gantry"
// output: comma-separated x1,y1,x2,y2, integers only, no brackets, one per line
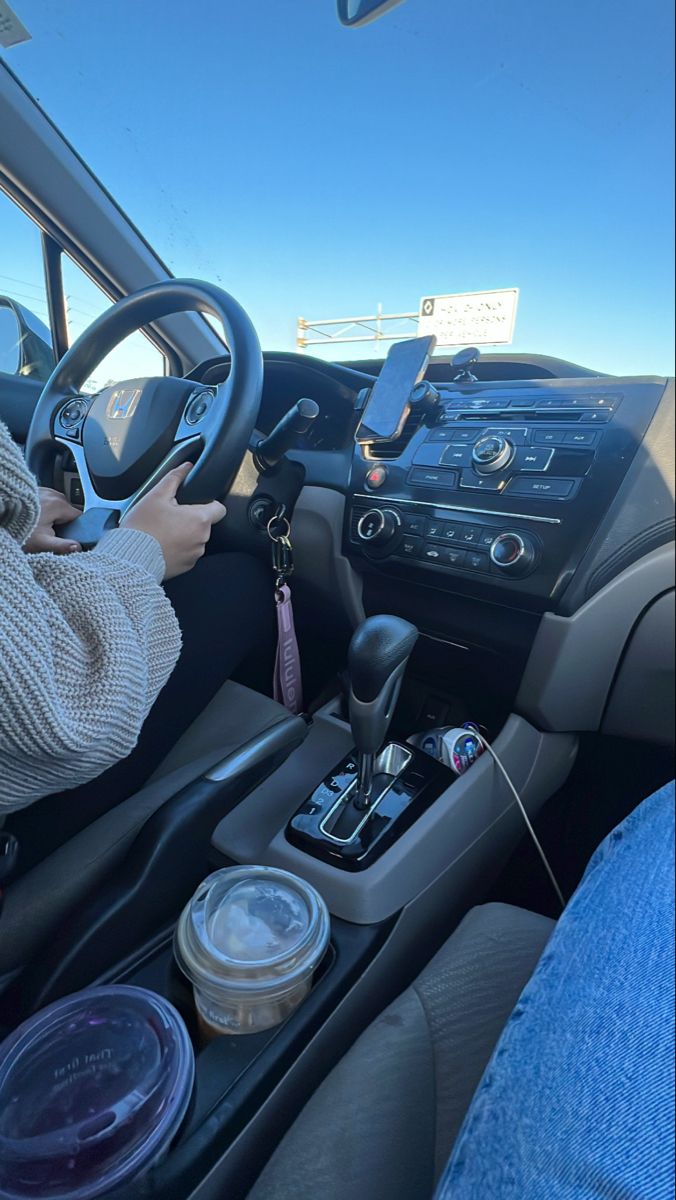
297,305,418,351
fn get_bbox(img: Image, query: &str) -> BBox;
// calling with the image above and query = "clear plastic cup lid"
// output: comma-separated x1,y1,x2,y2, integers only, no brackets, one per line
174,866,330,995
0,985,194,1200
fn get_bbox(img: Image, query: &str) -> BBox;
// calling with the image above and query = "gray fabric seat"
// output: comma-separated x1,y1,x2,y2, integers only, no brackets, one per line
0,681,291,981
247,902,555,1200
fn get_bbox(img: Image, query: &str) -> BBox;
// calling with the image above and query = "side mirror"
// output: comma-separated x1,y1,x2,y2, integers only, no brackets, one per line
337,0,405,27
0,296,56,381
0,301,21,376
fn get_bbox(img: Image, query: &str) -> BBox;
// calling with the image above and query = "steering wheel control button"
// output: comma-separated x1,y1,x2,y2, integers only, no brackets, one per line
472,434,514,473
69,478,84,506
506,477,577,499
357,508,400,545
407,467,459,488
185,390,213,425
514,447,554,472
365,464,388,490
57,399,87,431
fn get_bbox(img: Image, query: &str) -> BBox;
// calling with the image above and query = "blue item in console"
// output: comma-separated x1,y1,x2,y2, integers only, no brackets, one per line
436,781,675,1200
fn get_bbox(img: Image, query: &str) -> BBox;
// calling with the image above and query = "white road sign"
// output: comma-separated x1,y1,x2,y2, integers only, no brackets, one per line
417,288,519,347
0,2,31,47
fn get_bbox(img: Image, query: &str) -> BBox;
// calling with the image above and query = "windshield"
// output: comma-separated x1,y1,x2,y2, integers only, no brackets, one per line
2,0,674,377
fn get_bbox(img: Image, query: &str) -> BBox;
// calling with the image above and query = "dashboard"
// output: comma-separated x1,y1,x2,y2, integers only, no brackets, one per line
189,349,674,738
190,350,673,618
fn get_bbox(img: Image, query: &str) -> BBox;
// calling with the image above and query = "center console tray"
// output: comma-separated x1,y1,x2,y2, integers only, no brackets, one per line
106,912,391,1199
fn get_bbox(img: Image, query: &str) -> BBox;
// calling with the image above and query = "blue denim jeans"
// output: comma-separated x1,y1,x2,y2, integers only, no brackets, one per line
436,781,675,1200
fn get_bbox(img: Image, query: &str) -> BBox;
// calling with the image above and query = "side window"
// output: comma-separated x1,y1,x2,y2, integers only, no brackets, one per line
0,188,56,381
61,256,166,393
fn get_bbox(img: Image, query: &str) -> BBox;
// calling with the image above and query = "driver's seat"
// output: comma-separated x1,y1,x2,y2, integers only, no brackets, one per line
0,679,306,996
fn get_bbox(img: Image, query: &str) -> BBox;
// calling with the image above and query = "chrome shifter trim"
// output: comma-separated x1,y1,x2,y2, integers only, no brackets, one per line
319,742,413,846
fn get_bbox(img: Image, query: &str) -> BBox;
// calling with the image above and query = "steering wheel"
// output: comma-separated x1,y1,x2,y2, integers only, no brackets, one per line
25,279,263,545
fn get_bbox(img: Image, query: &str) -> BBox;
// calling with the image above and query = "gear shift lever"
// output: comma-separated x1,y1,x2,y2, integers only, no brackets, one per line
348,615,418,810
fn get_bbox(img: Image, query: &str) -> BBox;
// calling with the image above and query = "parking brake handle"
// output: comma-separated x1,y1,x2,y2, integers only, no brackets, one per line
347,615,418,810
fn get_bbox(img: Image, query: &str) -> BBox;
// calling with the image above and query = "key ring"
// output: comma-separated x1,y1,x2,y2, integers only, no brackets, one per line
267,513,291,543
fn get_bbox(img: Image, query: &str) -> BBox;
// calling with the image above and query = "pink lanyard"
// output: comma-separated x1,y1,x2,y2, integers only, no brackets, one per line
268,513,303,714
273,583,303,714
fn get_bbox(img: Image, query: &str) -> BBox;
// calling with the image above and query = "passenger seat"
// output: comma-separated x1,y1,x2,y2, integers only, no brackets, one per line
248,781,675,1200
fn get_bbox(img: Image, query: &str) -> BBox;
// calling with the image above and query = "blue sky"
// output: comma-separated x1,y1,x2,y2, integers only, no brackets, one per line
1,0,674,376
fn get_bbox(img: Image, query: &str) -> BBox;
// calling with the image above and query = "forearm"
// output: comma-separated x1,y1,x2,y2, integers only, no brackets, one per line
0,529,181,812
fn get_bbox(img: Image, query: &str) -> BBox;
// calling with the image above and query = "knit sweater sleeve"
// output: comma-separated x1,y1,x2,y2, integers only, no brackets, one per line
0,422,181,813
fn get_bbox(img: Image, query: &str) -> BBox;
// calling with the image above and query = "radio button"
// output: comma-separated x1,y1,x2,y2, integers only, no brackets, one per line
459,471,509,491
483,427,530,445
426,428,455,443
506,477,577,499
514,447,554,472
450,428,479,443
408,467,458,488
565,431,599,447
440,444,473,468
534,429,568,447
472,434,514,473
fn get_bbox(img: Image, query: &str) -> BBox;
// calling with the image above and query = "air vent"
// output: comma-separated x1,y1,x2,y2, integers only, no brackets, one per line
365,410,424,460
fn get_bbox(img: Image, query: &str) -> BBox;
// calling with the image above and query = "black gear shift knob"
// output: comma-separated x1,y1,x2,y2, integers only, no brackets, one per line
348,616,418,808
348,615,419,706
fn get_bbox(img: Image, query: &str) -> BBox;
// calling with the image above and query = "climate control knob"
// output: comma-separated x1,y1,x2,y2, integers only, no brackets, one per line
490,532,537,577
472,434,514,474
356,508,401,546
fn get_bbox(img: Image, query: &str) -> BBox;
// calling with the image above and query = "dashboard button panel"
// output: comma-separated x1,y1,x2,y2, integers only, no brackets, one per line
347,381,666,599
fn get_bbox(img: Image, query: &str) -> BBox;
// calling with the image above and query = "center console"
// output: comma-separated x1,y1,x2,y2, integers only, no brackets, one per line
346,374,666,604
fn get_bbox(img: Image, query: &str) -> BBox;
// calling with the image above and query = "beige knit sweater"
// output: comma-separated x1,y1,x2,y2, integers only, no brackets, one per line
0,420,181,812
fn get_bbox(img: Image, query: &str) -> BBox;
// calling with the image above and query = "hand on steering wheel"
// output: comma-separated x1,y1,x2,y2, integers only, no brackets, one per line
122,461,226,579
25,279,263,547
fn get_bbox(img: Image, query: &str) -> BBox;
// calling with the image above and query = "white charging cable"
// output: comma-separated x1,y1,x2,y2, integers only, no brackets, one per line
474,732,566,913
